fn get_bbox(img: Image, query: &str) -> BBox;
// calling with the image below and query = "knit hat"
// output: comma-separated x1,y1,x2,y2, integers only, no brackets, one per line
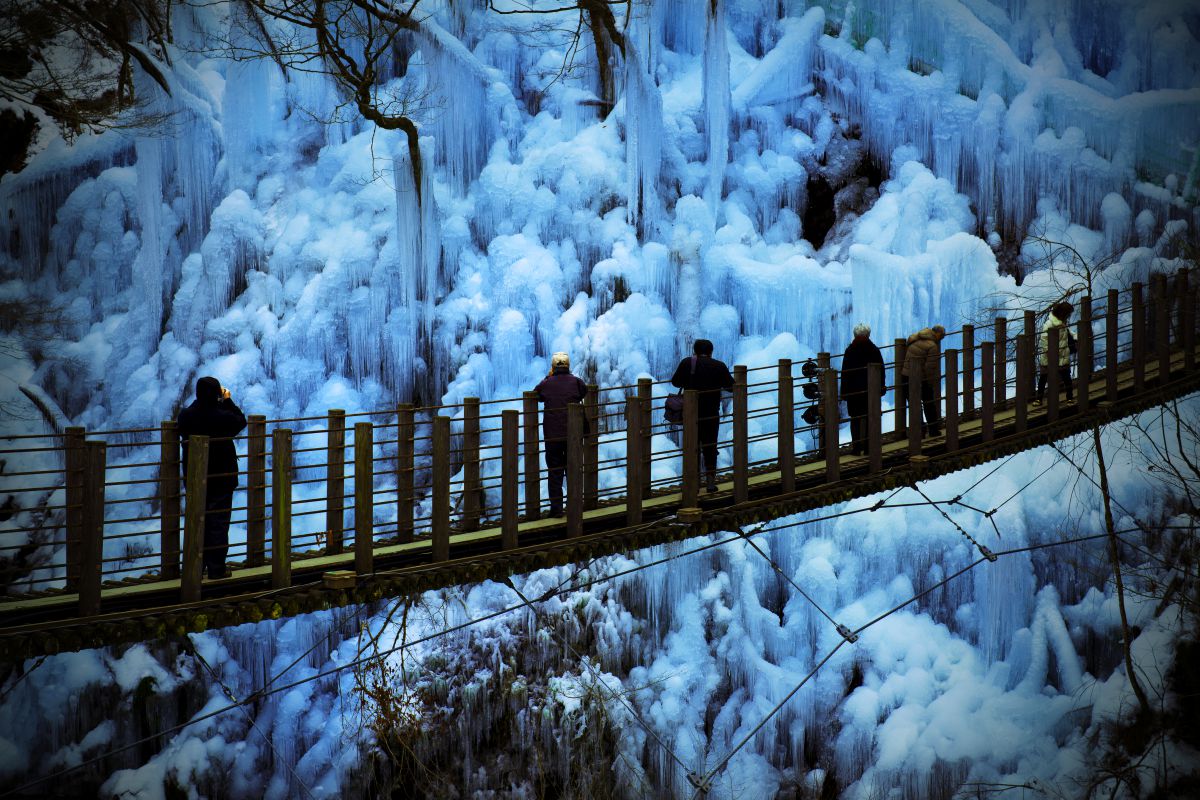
551,352,570,369
196,376,221,402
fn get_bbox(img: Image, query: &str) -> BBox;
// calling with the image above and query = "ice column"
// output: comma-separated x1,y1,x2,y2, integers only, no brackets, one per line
392,136,441,400
223,5,278,193
418,21,502,196
702,0,731,217
624,40,663,236
132,133,166,353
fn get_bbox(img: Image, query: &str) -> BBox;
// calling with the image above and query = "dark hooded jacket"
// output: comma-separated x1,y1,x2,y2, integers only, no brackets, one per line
671,355,734,422
841,336,885,400
178,380,248,486
534,369,588,442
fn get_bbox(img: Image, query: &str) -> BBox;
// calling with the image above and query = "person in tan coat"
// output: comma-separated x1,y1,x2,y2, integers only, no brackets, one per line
901,324,945,436
1036,301,1074,403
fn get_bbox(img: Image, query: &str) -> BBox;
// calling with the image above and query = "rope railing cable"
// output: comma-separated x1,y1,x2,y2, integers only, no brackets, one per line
731,523,844,633
688,640,849,798
908,483,997,561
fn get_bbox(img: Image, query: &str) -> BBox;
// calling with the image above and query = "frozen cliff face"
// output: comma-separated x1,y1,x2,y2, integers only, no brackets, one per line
0,0,1195,436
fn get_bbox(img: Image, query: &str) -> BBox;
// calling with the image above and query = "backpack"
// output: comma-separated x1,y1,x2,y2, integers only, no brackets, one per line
664,357,696,424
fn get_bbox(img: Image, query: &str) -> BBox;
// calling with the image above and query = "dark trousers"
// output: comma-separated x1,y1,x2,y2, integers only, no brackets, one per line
902,376,941,434
698,417,720,475
846,395,868,454
1037,365,1073,401
204,479,235,578
545,441,567,513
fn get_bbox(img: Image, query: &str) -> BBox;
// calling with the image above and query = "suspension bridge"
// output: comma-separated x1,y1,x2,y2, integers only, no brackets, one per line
1,270,1197,661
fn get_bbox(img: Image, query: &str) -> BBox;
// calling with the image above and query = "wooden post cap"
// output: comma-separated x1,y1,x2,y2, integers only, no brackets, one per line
323,570,357,589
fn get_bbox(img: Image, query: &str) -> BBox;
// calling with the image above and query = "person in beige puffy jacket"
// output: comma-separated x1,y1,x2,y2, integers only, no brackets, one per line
901,324,945,436
1036,301,1074,403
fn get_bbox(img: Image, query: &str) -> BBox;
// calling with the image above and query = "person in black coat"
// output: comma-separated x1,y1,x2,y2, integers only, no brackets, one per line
841,323,886,455
178,376,247,578
534,352,589,516
671,339,734,493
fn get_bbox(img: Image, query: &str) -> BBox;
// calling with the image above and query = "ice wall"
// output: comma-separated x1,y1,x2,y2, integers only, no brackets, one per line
2,0,1196,438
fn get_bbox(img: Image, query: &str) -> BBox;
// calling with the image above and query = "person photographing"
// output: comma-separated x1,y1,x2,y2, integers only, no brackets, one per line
177,377,247,579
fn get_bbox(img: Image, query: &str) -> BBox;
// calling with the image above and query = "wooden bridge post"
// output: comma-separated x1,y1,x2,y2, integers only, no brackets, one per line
567,403,584,536
326,409,345,554
907,362,923,456
1024,309,1036,346
463,398,481,531
64,426,85,589
1132,282,1145,392
501,410,519,549
396,404,414,543
778,359,795,492
246,415,266,567
79,440,106,616
867,362,883,473
1184,287,1196,373
893,338,907,436
945,349,959,451
1078,298,1092,414
1014,335,1031,432
1153,274,1171,382
1174,269,1190,343
822,369,840,482
625,397,643,525
681,389,700,509
159,420,180,580
732,365,749,503
1106,289,1119,402
994,317,1007,405
432,416,450,561
980,342,995,442
584,385,599,510
638,378,652,499
354,422,373,575
962,324,975,414
1046,326,1061,422
181,435,208,602
271,429,292,590
522,392,541,519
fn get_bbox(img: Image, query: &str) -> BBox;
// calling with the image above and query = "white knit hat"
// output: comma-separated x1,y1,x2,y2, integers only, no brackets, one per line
551,352,570,369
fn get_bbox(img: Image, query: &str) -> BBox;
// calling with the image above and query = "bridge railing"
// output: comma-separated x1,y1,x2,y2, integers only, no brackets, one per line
0,269,1195,614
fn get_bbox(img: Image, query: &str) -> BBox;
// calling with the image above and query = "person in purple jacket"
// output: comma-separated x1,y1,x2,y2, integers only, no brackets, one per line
534,352,588,516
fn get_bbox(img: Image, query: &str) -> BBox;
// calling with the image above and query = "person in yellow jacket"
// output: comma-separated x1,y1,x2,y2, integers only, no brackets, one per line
901,324,946,437
1037,301,1075,403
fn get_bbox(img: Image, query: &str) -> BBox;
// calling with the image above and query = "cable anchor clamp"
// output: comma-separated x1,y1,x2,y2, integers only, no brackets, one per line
836,623,858,643
978,544,998,562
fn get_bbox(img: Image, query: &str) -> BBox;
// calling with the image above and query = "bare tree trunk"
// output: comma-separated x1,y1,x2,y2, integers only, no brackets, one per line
1093,425,1151,716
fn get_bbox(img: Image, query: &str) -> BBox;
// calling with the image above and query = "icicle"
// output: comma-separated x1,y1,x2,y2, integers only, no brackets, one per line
131,134,165,353
702,0,730,218
223,5,279,193
416,21,517,196
624,37,663,236
390,136,440,400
